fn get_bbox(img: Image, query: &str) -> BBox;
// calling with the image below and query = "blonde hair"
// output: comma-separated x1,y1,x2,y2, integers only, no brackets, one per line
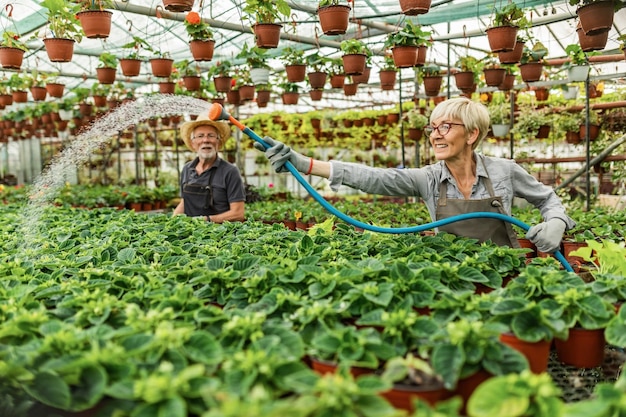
429,98,490,149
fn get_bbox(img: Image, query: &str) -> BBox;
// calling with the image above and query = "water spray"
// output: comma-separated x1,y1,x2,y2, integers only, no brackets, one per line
208,103,573,272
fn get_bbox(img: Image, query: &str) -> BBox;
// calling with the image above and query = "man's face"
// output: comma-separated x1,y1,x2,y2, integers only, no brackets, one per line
192,125,220,161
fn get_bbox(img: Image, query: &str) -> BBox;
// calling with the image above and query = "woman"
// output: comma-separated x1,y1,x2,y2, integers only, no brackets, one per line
256,97,574,252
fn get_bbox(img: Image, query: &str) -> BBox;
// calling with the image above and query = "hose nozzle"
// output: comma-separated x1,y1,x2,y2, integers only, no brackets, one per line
208,103,245,130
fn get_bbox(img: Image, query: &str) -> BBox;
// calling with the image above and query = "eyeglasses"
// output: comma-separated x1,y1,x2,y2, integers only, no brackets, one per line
192,133,219,141
424,122,465,136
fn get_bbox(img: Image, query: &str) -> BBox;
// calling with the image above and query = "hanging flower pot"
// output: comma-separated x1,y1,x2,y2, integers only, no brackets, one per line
491,124,511,138
76,10,113,39
158,81,175,94
30,86,47,101
213,76,232,93
309,89,323,101
379,70,397,90
256,89,271,105
391,45,418,68
0,94,12,107
341,53,366,75
453,71,475,90
343,82,358,96
399,0,432,15
93,95,107,108
43,38,75,63
577,26,609,52
281,91,299,105
227,89,241,105
576,1,614,35
183,75,201,91
498,73,515,91
518,62,543,82
554,327,606,368
45,82,65,98
407,127,423,141
189,39,215,61
120,58,142,77
11,90,27,103
238,85,255,101
0,47,25,70
317,4,351,35
285,64,306,82
498,41,525,64
483,68,506,87
567,64,590,83
330,74,346,88
486,26,518,53
307,71,327,89
150,58,174,78
536,124,551,139
423,75,443,96
96,67,117,84
534,87,549,101
250,67,270,85
579,123,601,141
163,0,194,12
351,66,371,84
252,23,282,49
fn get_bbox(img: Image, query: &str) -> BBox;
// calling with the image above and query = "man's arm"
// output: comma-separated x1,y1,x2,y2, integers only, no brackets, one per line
208,200,244,223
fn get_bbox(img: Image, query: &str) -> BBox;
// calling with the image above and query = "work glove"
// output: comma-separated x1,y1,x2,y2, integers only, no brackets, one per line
253,136,310,173
526,218,567,253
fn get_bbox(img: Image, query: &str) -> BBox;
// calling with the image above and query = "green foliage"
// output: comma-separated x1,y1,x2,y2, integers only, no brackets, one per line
243,0,291,24
490,2,529,28
98,52,118,68
281,46,306,66
41,0,84,42
340,39,371,55
1,31,28,52
236,43,269,68
565,44,588,66
385,20,432,48
121,35,152,59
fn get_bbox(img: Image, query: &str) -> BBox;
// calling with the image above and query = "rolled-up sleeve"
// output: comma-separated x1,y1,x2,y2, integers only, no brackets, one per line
329,161,429,197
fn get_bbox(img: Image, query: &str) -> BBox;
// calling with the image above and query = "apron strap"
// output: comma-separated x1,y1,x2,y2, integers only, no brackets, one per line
203,168,216,210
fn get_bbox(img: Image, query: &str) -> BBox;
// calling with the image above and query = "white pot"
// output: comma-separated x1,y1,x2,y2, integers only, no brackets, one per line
491,124,511,138
250,67,270,85
58,109,73,121
567,65,589,82
563,85,579,100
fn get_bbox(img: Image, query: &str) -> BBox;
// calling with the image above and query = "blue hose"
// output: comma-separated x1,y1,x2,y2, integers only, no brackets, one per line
245,128,574,272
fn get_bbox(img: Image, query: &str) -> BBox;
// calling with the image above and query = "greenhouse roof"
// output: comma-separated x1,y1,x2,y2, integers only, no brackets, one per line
1,0,625,116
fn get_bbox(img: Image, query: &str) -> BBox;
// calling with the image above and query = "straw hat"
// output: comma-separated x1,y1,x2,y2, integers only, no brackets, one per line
180,114,232,151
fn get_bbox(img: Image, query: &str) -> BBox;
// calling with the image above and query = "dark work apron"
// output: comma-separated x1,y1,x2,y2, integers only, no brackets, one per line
435,167,520,248
182,168,216,217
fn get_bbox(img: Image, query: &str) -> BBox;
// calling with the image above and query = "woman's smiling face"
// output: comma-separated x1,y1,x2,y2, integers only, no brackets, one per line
427,118,469,161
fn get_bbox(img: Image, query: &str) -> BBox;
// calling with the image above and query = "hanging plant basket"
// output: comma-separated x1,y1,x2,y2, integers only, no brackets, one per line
250,67,270,85
183,75,201,91
498,73,515,91
256,89,271,104
576,1,614,35
12,90,27,103
577,26,609,52
399,0,432,15
453,71,475,90
30,86,47,101
43,38,75,63
491,123,511,138
238,85,255,101
317,4,351,35
567,64,589,82
213,76,232,93
93,95,107,107
536,124,551,139
189,39,215,61
534,87,549,101
45,82,65,98
307,71,327,89
281,92,299,105
163,0,194,12
96,67,117,84
423,75,443,96
343,82,358,96
483,68,506,87
0,47,24,70
285,64,306,82
518,62,543,82
407,127,423,141
341,53,366,75
309,89,323,101
227,89,241,105
158,81,175,94
351,66,371,84
579,123,601,141
485,26,518,53
379,70,397,90
150,58,174,78
330,74,346,88
498,41,525,64
391,45,418,68
120,58,142,77
76,10,113,39
252,23,282,49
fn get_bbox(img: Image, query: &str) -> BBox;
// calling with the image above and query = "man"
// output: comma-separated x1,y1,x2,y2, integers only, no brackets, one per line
173,114,245,222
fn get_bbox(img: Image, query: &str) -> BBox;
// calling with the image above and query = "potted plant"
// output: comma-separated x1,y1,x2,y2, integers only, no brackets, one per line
96,52,118,85
243,0,291,48
564,43,590,82
419,64,443,97
149,49,174,79
209,60,233,93
41,0,83,62
482,55,506,87
569,0,622,36
486,2,528,53
7,73,29,103
120,36,150,77
305,51,330,89
518,40,547,82
384,20,432,68
405,107,429,141
328,57,346,88
488,101,511,138
511,105,552,139
280,46,307,82
174,59,201,91
378,55,398,91
237,43,270,85
340,39,371,75
0,31,28,70
75,0,113,39
454,56,483,91
279,79,300,105
317,0,351,36
184,10,215,61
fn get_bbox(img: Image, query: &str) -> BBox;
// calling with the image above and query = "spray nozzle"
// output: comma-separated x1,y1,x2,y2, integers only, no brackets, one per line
208,103,229,121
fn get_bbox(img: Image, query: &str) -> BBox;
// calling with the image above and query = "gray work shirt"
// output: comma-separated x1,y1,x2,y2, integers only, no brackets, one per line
328,153,575,230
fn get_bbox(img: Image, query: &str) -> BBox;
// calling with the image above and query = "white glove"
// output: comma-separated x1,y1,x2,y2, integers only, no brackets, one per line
526,218,567,253
253,136,310,173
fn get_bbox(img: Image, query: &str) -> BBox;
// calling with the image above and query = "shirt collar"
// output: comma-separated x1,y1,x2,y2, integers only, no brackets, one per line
438,153,488,182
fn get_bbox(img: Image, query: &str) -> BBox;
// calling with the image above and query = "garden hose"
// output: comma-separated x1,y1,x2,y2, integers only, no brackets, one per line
207,104,574,272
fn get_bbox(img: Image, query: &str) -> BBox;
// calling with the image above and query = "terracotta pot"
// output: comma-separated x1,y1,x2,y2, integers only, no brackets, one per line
309,357,373,378
238,84,255,101
309,89,323,101
407,127,423,141
0,46,24,69
281,92,299,105
483,68,506,87
351,66,371,84
330,74,346,88
561,241,588,267
163,0,194,12
499,332,551,374
387,113,400,124
399,0,432,15
379,70,397,90
579,123,601,141
183,75,201,91
536,124,551,139
498,73,516,91
576,1,614,35
158,81,175,94
454,71,475,90
150,58,174,78
308,71,327,89
286,64,306,82
517,238,537,258
256,89,271,104
533,87,549,101
213,76,232,93
498,41,525,64
565,130,581,144
381,382,448,412
423,75,443,96
76,10,112,38
43,38,74,62
453,370,492,414
120,58,142,77
93,95,107,108
486,25,519,52
518,62,543,82
317,4,351,35
0,94,12,107
226,90,240,105
391,45,418,68
252,23,282,48
577,27,608,52
343,83,358,96
341,53,366,75
555,327,605,368
189,39,215,61
45,82,64,98
96,67,116,84
30,86,47,101
12,90,27,103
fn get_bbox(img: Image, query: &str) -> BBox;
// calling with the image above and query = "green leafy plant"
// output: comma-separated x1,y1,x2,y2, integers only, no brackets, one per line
243,0,291,24
519,41,548,64
75,0,114,10
281,46,306,66
565,43,588,66
340,39,371,55
236,43,270,69
318,0,350,6
184,10,213,41
98,52,118,69
208,60,233,78
405,108,429,129
121,35,152,60
490,2,529,28
1,31,28,52
41,0,84,42
384,20,432,48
